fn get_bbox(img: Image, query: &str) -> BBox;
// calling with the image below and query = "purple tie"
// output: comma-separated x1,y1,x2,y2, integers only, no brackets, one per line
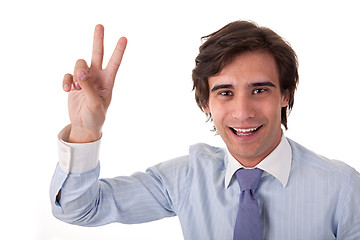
233,168,263,240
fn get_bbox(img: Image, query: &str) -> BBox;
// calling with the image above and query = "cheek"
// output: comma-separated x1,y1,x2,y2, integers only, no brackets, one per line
209,106,221,123
206,98,218,116
204,97,214,114
261,100,283,123
208,102,227,124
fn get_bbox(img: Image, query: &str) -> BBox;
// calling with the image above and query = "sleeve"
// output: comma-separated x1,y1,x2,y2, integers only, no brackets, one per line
336,169,360,240
57,125,100,174
50,126,191,226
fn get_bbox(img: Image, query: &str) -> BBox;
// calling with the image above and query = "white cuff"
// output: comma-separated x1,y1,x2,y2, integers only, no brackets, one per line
57,125,101,174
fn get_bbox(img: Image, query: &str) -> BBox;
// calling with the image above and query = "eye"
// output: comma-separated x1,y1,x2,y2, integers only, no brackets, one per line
219,90,233,96
253,88,268,95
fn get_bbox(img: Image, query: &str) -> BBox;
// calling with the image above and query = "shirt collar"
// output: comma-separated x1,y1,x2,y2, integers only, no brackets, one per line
224,133,292,189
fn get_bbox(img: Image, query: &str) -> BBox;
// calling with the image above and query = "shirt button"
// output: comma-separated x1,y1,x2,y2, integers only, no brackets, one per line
61,147,67,153
61,160,68,166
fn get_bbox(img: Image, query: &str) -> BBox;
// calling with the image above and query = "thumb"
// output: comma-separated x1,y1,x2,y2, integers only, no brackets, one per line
73,59,89,90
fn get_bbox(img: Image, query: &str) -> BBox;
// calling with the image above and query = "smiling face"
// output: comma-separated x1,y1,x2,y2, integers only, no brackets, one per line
204,51,289,167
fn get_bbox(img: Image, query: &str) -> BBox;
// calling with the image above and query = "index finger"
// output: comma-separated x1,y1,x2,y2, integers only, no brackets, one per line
91,24,104,69
105,37,127,78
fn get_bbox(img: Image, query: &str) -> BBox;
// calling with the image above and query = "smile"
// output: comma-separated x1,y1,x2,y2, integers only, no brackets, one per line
230,126,262,136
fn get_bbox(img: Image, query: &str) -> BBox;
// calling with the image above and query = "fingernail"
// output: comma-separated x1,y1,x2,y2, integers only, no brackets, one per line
74,81,81,90
79,71,88,81
63,83,70,91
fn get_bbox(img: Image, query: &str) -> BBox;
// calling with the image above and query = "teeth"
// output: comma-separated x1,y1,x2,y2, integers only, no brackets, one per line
231,126,260,136
233,127,258,133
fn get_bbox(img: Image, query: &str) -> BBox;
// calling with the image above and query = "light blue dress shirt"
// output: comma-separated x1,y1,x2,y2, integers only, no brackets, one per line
50,136,360,239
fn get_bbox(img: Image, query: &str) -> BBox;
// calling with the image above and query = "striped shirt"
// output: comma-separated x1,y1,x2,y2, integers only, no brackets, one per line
51,132,360,239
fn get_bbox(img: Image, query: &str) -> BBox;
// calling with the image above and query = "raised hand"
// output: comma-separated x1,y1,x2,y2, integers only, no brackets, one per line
62,25,127,143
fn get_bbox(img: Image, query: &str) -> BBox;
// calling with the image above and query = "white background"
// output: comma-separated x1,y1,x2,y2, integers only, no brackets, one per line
1,0,359,239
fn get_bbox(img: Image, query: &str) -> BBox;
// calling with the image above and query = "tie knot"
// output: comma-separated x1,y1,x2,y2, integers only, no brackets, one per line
235,168,263,191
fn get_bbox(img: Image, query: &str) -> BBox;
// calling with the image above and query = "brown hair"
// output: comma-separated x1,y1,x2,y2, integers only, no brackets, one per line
192,21,299,130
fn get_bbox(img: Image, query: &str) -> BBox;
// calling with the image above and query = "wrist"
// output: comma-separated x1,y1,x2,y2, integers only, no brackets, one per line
68,126,102,143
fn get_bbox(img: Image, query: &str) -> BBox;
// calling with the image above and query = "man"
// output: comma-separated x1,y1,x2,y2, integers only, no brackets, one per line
50,21,360,239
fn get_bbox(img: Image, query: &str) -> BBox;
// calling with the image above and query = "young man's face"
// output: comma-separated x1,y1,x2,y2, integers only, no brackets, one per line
204,51,289,167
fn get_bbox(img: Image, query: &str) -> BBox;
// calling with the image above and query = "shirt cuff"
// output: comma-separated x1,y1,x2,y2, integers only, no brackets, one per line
57,125,101,174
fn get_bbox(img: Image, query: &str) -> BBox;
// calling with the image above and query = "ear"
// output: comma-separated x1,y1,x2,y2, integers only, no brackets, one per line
281,90,290,108
203,104,211,114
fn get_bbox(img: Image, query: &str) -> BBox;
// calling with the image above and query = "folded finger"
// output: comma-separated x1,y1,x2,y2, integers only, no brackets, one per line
63,73,73,92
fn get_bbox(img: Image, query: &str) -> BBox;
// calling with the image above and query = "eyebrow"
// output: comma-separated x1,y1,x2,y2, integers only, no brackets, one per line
211,84,234,92
250,81,276,88
211,81,276,92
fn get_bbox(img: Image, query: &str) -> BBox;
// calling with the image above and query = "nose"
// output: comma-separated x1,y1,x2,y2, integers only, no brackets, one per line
231,94,256,120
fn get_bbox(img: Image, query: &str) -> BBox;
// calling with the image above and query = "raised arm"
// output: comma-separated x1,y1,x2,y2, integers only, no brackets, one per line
51,25,186,227
62,24,127,143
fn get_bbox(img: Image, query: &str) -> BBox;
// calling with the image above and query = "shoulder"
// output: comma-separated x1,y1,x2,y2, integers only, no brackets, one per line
287,138,356,178
189,143,226,165
148,143,226,174
288,138,360,212
189,143,225,157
